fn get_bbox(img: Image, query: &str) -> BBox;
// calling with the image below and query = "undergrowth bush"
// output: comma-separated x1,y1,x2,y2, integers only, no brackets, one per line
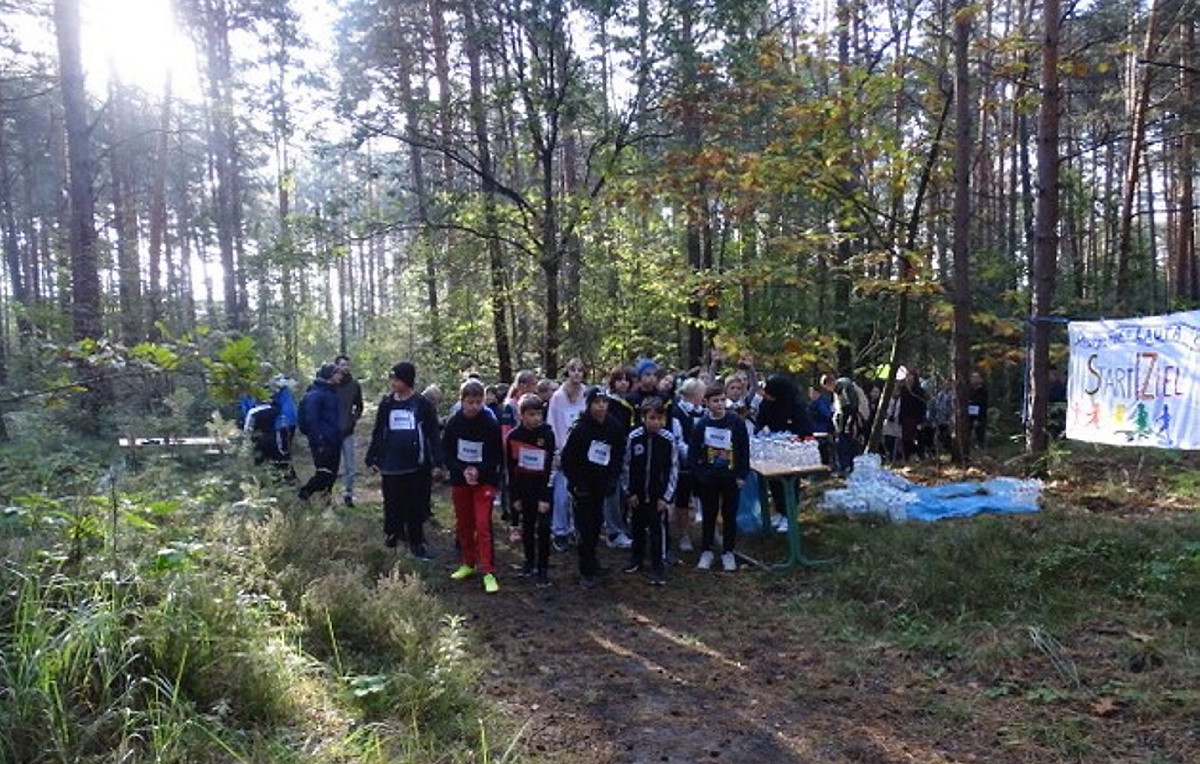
1,424,501,764
304,564,482,735
816,510,1200,633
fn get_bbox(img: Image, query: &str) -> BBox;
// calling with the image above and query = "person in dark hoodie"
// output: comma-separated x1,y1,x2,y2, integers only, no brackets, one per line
298,363,345,503
506,393,557,586
690,382,750,573
442,379,505,594
365,361,442,558
622,397,679,586
334,355,364,507
755,373,814,533
561,387,627,589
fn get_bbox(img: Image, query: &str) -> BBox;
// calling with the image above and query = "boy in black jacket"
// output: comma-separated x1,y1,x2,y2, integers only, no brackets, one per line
442,380,505,594
622,397,679,585
365,361,443,558
689,383,750,573
506,394,557,586
561,387,627,589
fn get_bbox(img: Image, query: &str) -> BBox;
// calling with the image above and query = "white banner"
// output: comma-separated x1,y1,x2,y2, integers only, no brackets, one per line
1067,310,1200,449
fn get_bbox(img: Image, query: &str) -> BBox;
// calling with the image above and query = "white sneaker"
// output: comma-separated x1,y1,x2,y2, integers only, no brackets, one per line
678,535,694,552
775,516,789,534
607,532,633,549
697,550,715,570
721,552,737,572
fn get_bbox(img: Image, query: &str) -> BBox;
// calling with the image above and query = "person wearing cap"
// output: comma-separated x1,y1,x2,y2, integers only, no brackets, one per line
560,386,627,589
298,363,346,502
365,361,443,559
334,355,364,507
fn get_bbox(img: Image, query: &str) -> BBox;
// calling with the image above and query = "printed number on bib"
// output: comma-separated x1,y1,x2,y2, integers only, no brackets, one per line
458,439,484,463
390,409,416,431
587,440,611,466
703,427,732,450
517,446,546,472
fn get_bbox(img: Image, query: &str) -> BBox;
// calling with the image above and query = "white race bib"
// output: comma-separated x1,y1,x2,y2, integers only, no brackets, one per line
967,405,981,417
457,439,484,463
517,446,546,472
587,440,612,466
703,426,732,450
390,409,416,431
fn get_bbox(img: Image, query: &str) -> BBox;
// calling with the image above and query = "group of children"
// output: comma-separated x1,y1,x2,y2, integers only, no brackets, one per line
430,359,758,593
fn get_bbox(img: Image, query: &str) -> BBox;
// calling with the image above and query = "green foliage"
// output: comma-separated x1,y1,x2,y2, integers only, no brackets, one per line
203,336,268,404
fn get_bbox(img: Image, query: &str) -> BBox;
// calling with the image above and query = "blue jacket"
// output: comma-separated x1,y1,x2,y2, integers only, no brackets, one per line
300,380,342,449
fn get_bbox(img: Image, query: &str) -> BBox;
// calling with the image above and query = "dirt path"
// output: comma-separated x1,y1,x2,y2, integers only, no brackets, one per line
433,525,1006,764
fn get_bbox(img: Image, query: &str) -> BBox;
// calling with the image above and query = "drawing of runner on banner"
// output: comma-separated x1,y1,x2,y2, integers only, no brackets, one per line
1067,310,1200,449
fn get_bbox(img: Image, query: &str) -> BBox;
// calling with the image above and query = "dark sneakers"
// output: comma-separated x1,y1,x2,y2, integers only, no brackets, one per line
385,533,399,548
649,571,666,586
535,570,551,587
410,545,435,561
580,575,596,590
622,561,641,574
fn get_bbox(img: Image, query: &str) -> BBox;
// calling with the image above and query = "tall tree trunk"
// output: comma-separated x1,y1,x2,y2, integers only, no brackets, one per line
951,0,974,463
834,0,854,374
147,81,171,340
464,0,513,380
679,3,707,368
1115,0,1181,310
1028,0,1062,458
396,33,440,349
1178,17,1196,302
54,0,102,340
0,125,32,341
108,82,143,344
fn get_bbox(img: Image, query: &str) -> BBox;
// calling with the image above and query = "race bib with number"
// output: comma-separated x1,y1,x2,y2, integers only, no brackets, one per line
587,440,612,466
389,409,416,431
967,405,981,417
457,439,484,463
517,446,547,472
703,426,733,450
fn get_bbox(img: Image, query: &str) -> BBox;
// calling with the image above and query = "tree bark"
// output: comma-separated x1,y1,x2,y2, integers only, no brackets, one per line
147,81,171,340
1027,0,1062,458
464,0,513,380
54,0,102,340
951,0,974,463
108,82,143,345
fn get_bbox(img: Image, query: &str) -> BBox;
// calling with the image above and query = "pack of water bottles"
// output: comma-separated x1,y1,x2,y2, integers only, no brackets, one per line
821,453,1043,523
750,433,823,469
820,454,917,521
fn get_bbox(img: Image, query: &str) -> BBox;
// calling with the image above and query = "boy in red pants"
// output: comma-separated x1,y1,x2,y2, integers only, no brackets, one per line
442,380,504,593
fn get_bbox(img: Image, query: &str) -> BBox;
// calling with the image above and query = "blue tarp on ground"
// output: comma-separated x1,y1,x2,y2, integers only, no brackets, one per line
906,478,1041,522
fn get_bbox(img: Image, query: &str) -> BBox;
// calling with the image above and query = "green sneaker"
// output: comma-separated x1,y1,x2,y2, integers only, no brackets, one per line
482,573,499,594
450,565,475,581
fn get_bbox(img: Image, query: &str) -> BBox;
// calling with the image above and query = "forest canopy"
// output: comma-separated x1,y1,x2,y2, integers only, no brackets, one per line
0,0,1196,454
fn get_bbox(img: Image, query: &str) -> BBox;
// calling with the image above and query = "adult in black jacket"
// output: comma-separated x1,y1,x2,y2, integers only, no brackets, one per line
755,374,814,532
561,387,627,588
